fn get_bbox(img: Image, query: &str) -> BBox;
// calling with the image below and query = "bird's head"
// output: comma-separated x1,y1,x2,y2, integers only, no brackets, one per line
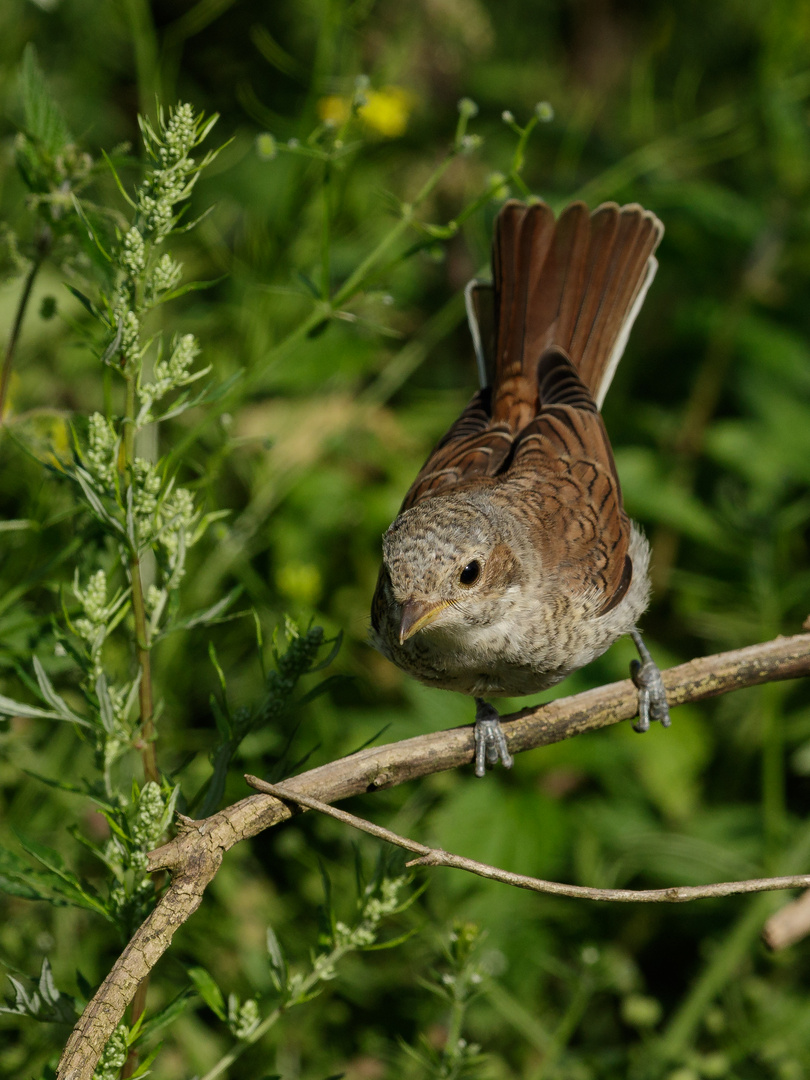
379,494,523,644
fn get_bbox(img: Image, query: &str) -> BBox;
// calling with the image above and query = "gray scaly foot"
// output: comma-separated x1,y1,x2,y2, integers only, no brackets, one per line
473,698,514,777
629,628,671,733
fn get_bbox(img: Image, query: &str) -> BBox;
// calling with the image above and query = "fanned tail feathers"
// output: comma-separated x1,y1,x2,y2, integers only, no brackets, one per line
488,199,663,423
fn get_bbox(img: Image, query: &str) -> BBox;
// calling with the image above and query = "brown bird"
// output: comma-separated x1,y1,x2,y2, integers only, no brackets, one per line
371,199,670,776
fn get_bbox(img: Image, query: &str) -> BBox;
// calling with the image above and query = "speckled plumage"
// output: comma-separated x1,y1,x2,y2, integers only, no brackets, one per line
371,199,664,727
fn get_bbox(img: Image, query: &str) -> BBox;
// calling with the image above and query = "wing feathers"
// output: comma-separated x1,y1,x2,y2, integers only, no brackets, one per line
401,199,661,620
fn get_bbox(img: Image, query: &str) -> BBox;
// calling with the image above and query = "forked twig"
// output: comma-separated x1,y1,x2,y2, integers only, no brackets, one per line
248,778,810,903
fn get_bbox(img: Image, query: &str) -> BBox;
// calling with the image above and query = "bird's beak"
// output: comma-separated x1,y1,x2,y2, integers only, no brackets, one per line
399,598,449,644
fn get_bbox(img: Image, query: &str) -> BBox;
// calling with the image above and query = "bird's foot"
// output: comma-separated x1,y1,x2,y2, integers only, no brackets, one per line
473,698,514,777
629,628,671,733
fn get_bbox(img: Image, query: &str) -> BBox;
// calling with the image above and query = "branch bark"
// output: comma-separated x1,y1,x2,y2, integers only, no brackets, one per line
56,630,810,1080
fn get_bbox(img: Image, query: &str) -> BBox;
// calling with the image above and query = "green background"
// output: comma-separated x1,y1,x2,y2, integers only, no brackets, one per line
2,0,810,1077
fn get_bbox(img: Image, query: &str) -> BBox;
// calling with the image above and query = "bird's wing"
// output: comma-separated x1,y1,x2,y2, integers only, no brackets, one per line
506,348,632,615
399,389,513,511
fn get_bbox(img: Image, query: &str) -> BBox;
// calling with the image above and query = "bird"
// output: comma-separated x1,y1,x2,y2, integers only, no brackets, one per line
371,198,670,776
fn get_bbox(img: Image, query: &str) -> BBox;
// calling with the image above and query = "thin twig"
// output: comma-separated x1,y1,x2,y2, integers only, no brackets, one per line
250,778,810,903
56,629,810,1080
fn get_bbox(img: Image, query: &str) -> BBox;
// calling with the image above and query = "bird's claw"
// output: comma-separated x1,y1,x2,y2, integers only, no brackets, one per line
474,699,514,777
629,628,670,733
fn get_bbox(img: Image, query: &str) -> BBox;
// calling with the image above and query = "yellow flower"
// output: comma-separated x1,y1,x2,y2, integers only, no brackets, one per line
317,86,416,139
318,95,351,128
358,87,415,137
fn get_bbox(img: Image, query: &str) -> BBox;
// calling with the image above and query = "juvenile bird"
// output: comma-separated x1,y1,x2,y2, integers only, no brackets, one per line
371,199,670,775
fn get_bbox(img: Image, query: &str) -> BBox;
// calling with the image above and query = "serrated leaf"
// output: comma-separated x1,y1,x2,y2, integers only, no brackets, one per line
19,44,72,155
13,832,110,918
188,967,226,1020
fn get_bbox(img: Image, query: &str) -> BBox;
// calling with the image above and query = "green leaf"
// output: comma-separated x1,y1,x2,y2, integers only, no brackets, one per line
0,692,90,728
170,587,242,632
13,832,111,918
137,990,193,1042
360,929,418,952
266,925,288,993
95,673,116,734
188,967,226,1020
19,44,72,155
159,274,228,304
33,656,87,725
317,859,336,945
63,283,105,322
308,630,343,672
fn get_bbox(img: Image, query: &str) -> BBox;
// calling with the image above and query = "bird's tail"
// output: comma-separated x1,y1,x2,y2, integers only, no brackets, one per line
472,199,663,429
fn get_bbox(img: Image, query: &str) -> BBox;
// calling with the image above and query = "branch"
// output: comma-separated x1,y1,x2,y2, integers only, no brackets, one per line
56,629,810,1080
248,779,810,903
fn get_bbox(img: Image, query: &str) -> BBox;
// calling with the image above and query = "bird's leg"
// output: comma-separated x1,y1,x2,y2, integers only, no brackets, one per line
473,698,514,777
629,628,671,733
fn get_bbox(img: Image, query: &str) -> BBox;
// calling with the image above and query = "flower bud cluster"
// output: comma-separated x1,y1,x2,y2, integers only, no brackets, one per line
228,996,260,1039
139,333,202,414
137,103,201,245
92,1022,128,1080
85,413,118,490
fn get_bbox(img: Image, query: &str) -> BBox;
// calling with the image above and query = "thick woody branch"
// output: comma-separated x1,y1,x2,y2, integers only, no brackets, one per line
56,630,810,1080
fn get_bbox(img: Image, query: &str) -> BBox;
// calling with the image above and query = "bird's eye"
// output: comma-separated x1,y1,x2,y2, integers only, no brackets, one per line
458,560,481,586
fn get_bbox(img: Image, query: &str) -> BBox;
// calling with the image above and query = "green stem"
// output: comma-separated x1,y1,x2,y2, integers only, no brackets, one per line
122,0,161,115
654,894,779,1062
0,240,48,424
167,146,463,464
321,160,332,299
121,372,158,1080
197,944,350,1080
122,374,158,787
648,814,810,1066
535,975,594,1077
441,989,469,1079
329,150,458,310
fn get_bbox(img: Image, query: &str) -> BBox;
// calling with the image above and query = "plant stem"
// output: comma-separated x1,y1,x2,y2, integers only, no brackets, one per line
122,375,158,786
0,239,48,424
198,943,352,1080
121,372,158,1078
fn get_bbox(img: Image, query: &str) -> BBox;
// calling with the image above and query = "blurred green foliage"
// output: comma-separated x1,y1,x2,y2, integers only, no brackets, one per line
1,0,810,1077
